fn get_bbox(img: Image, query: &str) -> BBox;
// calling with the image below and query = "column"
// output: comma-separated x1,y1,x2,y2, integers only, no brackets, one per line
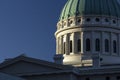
118,34,120,56
56,38,58,54
58,37,60,54
60,36,63,54
72,33,77,54
81,32,84,53
65,34,69,55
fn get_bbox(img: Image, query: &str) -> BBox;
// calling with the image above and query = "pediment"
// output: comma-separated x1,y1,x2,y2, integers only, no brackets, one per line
0,55,72,75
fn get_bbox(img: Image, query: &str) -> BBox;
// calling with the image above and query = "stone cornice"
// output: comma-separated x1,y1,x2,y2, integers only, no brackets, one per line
55,25,120,37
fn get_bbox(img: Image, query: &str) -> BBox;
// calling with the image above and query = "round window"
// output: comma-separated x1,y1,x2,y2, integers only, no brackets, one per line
77,19,81,23
86,18,91,22
95,18,100,22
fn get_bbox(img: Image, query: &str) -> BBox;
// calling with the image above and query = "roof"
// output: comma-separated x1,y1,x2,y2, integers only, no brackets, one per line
78,67,120,76
0,55,73,70
60,0,120,20
0,55,75,77
0,72,25,80
0,55,120,76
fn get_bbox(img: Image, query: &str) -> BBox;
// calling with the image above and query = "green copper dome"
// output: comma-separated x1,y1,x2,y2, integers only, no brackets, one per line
60,0,120,20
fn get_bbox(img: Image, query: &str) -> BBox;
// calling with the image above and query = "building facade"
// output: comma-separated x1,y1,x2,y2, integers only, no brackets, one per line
1,0,120,80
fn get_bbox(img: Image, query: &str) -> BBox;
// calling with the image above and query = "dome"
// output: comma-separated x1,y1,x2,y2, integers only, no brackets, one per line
55,0,120,67
60,0,120,20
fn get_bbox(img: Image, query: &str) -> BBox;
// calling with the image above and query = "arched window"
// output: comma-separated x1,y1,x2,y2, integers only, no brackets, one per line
105,39,109,52
106,77,110,80
113,40,117,53
70,40,72,53
77,39,81,52
86,38,91,51
116,76,120,80
86,77,90,80
63,42,66,54
95,39,100,51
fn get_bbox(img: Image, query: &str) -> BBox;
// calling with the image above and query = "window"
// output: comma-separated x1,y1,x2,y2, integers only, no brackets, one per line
63,22,66,26
113,40,117,53
106,77,110,80
95,18,100,22
113,20,116,24
105,39,109,52
86,38,91,51
68,14,70,17
95,39,100,51
77,19,81,23
63,42,66,54
105,18,109,22
116,76,120,80
86,77,90,80
69,20,73,24
77,39,81,52
86,18,91,22
70,40,72,53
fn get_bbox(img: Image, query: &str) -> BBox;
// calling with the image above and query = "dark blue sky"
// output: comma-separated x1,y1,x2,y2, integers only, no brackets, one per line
0,0,67,62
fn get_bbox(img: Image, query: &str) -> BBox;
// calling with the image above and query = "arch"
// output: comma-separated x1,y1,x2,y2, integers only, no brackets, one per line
86,38,91,51
77,39,81,52
105,39,109,52
113,40,117,53
95,39,100,51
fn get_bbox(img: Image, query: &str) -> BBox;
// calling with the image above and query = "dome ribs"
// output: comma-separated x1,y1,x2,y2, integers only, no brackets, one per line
84,0,91,15
64,0,72,19
112,0,119,17
76,0,80,15
94,0,101,15
59,0,69,20
108,0,116,17
67,0,73,18
59,0,120,20
70,0,78,16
